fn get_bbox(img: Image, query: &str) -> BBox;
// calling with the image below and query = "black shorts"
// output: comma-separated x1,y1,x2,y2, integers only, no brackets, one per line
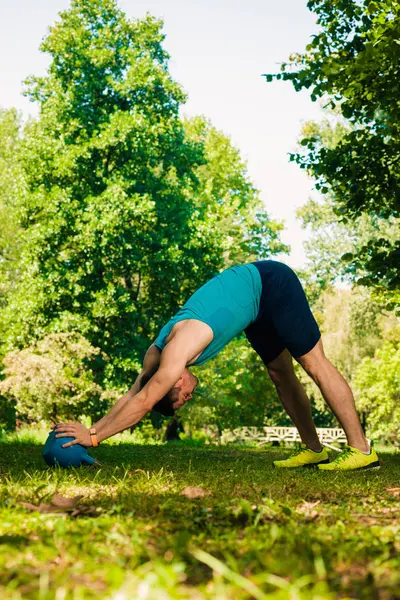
244,260,321,366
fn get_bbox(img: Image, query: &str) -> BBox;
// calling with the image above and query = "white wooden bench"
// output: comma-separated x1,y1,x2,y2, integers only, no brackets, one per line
221,426,346,451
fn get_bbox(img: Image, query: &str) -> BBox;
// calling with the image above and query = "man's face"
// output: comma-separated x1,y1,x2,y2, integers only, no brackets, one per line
171,370,199,410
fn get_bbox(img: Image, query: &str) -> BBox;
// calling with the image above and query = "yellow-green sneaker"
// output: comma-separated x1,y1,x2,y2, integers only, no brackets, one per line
273,444,330,468
318,443,380,471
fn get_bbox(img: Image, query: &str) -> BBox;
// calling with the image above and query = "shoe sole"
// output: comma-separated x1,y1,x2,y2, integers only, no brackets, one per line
359,461,381,470
319,461,381,472
273,458,330,469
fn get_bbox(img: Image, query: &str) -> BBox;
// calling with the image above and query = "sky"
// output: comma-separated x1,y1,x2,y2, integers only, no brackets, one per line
0,0,324,268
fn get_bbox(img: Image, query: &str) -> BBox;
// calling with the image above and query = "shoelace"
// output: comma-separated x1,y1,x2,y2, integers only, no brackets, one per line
292,445,309,457
334,446,356,463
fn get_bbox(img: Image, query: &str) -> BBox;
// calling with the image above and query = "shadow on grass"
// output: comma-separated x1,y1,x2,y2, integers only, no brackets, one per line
1,441,399,600
1,440,399,500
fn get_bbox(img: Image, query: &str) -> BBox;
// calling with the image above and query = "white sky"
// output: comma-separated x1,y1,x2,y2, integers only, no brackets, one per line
0,0,324,268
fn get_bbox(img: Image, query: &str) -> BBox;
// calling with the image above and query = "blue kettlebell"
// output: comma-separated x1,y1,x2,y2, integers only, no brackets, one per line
42,430,96,468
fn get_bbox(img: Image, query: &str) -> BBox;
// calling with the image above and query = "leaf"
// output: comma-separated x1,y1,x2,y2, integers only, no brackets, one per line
181,486,209,499
341,252,354,261
387,488,400,497
19,493,99,517
20,502,59,514
50,494,83,508
296,500,321,522
297,500,321,511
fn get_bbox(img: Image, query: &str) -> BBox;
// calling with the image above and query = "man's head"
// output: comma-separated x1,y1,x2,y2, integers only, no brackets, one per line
139,368,199,416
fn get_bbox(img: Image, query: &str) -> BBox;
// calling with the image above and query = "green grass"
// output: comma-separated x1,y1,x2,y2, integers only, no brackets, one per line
0,433,399,599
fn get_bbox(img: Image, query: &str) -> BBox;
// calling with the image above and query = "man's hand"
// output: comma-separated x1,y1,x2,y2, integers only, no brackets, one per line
54,422,92,448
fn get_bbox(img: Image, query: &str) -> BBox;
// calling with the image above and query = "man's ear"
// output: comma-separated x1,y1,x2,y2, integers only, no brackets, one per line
175,373,185,387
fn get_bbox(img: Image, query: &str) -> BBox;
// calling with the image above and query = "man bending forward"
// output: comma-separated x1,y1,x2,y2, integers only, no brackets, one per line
56,260,380,471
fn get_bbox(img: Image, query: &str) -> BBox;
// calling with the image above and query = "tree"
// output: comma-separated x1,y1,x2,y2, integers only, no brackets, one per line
320,287,383,379
0,110,27,341
1,0,287,424
266,0,400,309
296,116,400,305
183,117,288,267
0,333,114,422
354,341,400,443
3,0,218,386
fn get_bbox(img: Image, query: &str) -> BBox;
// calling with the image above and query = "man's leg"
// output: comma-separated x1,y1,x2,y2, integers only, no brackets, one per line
295,338,369,452
267,349,322,452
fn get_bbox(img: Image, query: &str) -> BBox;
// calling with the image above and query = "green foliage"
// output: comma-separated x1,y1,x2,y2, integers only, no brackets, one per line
320,287,383,378
6,0,217,385
0,109,27,330
295,116,400,308
1,0,286,401
297,197,399,305
267,0,400,301
0,333,117,422
354,340,400,442
5,0,399,443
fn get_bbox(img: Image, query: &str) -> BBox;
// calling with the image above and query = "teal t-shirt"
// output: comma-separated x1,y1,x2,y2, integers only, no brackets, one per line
154,264,262,366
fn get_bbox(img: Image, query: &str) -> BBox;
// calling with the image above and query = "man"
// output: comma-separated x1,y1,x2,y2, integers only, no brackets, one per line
55,260,380,471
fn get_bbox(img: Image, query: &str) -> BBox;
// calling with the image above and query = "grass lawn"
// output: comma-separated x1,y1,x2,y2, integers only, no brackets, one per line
0,433,399,600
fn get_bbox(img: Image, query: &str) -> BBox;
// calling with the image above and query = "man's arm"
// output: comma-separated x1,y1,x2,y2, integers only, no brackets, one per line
94,321,213,442
93,345,184,441
55,320,213,447
92,344,161,432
